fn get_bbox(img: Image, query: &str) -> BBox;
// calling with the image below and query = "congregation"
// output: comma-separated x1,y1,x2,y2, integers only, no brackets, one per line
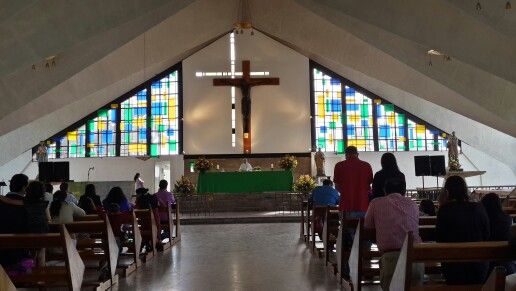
309,146,516,290
0,173,177,279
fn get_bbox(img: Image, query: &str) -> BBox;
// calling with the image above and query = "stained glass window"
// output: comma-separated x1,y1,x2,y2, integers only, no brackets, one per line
437,133,448,151
346,86,374,151
59,125,86,158
88,109,117,157
407,119,438,151
47,141,57,159
376,103,406,151
313,69,344,153
150,71,179,156
120,89,148,156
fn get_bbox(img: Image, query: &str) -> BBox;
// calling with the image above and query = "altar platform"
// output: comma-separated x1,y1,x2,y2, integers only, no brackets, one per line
180,211,300,225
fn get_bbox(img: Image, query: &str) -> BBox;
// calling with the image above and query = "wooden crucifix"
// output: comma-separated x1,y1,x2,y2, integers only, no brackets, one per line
213,60,280,154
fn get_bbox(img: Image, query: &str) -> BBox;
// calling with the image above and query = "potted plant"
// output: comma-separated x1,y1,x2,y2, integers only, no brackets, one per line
173,176,196,197
195,157,213,173
279,155,298,171
293,175,316,194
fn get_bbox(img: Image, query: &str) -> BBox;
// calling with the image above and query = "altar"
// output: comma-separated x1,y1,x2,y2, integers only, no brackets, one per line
197,171,294,194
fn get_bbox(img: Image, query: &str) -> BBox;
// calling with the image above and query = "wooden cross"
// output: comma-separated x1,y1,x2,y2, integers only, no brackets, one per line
213,60,280,154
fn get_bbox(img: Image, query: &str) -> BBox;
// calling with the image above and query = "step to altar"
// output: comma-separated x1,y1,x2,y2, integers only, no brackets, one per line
180,211,300,225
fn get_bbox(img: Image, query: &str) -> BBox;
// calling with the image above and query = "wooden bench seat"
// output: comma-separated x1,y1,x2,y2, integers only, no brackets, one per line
108,211,143,277
390,232,515,290
48,214,119,290
322,208,340,266
158,203,181,249
134,209,159,260
0,225,85,291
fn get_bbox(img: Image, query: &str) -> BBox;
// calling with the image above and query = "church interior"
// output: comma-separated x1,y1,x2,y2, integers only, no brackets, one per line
0,0,515,290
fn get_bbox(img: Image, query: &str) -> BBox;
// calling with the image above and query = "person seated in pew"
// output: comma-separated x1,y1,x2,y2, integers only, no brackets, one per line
59,182,79,206
0,174,30,270
436,175,490,285
309,179,340,207
50,190,86,224
419,199,436,216
43,183,53,207
364,177,424,291
481,193,516,275
155,179,176,237
135,187,163,251
24,181,49,233
371,153,406,200
102,186,133,213
78,184,102,214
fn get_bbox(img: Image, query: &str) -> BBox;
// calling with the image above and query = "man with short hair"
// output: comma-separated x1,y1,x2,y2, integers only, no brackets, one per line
5,173,29,200
333,146,373,218
364,177,424,290
309,179,340,206
155,179,176,221
60,182,78,205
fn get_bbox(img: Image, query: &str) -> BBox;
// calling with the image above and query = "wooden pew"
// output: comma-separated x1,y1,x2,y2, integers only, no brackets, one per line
49,214,119,290
0,225,85,291
322,207,340,266
108,211,142,277
0,265,16,291
300,200,308,240
135,209,159,259
349,220,437,291
390,232,515,290
158,203,181,249
335,217,360,283
310,205,328,253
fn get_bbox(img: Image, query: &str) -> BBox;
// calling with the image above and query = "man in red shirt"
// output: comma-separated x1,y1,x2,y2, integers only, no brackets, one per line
333,146,373,218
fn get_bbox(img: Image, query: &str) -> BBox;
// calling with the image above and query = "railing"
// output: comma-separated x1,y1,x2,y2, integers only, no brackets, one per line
407,185,515,201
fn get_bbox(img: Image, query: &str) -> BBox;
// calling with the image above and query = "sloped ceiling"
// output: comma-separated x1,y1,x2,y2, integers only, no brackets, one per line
0,0,514,171
0,0,195,118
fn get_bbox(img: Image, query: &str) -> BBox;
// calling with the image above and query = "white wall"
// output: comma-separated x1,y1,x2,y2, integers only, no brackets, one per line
183,30,311,154
319,150,516,190
0,154,185,194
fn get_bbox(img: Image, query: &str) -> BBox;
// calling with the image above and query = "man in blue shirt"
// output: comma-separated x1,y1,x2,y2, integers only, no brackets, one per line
310,179,340,206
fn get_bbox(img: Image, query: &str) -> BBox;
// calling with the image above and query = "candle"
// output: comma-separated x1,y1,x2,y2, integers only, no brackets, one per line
216,164,220,170
271,163,274,170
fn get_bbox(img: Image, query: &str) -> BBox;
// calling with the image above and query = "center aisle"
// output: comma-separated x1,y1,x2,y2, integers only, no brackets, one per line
114,223,342,290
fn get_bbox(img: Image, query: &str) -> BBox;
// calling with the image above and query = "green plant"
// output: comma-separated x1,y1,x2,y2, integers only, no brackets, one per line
293,175,316,194
279,155,298,170
173,176,196,196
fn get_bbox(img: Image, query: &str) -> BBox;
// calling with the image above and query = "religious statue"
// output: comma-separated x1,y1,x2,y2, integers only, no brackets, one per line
447,131,462,171
36,141,48,163
314,148,326,177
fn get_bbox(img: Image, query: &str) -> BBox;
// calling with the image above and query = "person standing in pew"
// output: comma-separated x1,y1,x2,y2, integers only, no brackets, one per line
155,179,176,231
364,177,424,290
436,176,490,285
371,153,405,200
481,193,516,275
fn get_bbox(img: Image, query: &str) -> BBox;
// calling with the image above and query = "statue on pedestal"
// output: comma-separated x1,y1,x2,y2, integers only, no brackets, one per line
314,148,326,177
36,141,48,163
447,131,462,171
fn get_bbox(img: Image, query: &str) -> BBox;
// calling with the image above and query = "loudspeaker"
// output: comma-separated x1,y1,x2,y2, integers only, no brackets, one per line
430,155,446,176
53,162,70,182
38,162,54,182
414,156,431,176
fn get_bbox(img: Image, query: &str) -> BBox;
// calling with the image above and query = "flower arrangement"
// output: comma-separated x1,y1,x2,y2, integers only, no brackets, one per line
173,176,196,196
195,157,213,173
293,175,316,194
279,155,298,170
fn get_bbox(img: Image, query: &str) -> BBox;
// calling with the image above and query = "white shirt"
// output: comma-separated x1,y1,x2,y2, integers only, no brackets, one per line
135,178,144,190
52,202,86,224
65,193,79,205
239,162,253,172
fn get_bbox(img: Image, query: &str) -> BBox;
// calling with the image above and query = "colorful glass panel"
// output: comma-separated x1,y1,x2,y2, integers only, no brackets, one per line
407,119,438,151
313,69,344,153
120,89,148,156
376,103,406,151
345,86,374,151
59,125,86,158
89,109,117,157
150,71,179,156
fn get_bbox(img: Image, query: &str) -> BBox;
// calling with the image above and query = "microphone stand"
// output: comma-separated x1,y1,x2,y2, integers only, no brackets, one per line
87,167,94,181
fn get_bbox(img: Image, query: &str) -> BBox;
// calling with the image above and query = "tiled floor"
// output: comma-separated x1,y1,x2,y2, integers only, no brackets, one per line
114,223,347,291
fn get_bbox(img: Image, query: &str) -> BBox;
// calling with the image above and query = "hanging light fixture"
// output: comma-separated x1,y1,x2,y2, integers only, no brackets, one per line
506,1,512,9
476,1,482,11
234,0,253,35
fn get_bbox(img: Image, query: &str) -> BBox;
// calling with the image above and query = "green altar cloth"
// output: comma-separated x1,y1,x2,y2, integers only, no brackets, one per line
197,171,294,194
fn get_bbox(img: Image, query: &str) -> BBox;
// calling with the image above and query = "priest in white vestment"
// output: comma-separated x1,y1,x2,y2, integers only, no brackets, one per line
239,159,253,172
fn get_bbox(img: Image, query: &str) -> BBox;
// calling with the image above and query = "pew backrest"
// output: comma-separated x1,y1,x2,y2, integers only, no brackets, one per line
0,265,16,291
390,232,515,291
0,225,85,291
